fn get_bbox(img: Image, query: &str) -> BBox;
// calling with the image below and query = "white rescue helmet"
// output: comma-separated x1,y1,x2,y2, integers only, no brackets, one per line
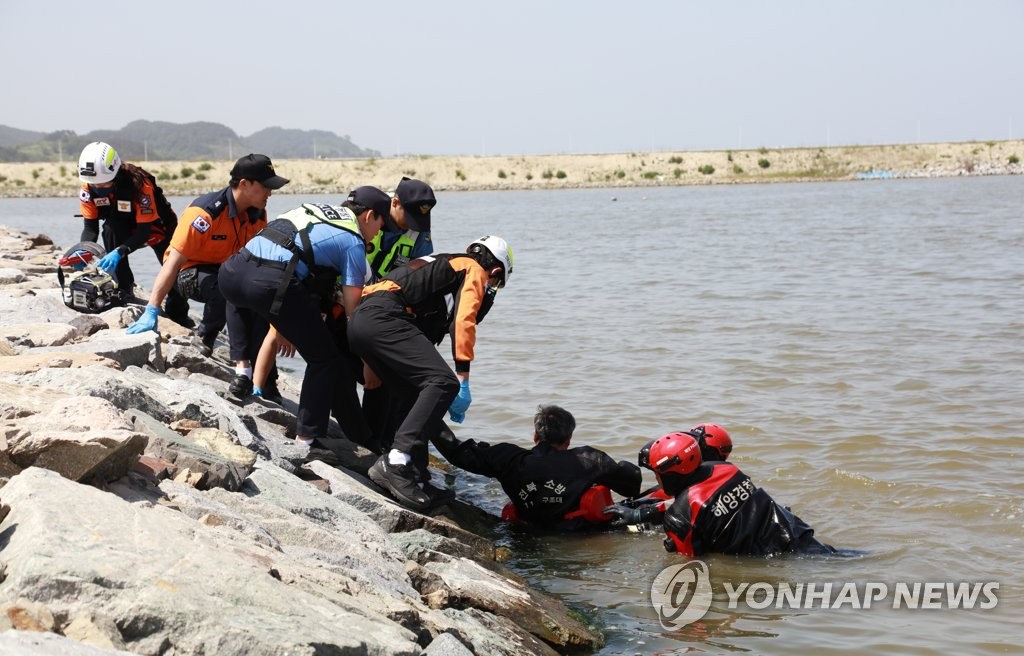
467,235,514,287
78,142,121,184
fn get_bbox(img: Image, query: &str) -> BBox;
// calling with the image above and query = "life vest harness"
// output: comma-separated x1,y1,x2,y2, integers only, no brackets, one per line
379,254,491,345
401,256,457,344
255,203,361,315
368,229,420,278
501,485,615,525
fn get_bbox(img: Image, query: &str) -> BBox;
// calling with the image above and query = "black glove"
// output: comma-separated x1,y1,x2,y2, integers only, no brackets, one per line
429,421,461,455
603,503,662,527
623,494,664,508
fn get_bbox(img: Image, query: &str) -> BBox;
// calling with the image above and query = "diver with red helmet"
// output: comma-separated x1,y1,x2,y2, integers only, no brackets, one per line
638,422,733,472
633,422,733,502
606,429,837,557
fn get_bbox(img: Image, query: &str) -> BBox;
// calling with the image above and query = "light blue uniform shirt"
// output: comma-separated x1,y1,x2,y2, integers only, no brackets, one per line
245,222,369,286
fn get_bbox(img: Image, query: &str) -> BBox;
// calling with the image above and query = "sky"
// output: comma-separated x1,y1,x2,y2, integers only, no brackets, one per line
2,1,1021,156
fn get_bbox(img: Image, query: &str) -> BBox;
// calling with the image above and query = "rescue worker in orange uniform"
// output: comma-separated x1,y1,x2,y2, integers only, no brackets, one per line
348,236,513,511
126,154,288,391
76,141,191,325
431,405,642,530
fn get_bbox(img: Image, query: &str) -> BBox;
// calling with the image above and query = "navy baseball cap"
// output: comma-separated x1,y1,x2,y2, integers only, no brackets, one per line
395,177,436,231
230,154,289,190
347,186,397,231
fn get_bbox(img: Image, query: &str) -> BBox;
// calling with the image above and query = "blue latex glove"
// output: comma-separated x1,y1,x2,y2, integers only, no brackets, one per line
97,249,122,273
447,380,472,423
126,305,159,334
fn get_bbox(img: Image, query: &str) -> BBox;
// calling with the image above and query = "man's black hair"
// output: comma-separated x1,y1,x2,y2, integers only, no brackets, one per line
534,405,576,444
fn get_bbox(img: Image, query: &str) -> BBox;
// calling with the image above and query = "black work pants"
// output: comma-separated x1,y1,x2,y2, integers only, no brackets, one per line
176,264,227,345
219,253,363,441
347,293,459,468
223,296,268,364
360,385,396,453
324,311,375,450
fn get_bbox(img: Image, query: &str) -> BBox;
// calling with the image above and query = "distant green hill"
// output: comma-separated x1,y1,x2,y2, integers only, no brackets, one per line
247,126,378,159
0,121,380,162
0,125,46,148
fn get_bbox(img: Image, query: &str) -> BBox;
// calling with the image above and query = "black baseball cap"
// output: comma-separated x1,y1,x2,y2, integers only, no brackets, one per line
347,186,397,231
395,177,436,231
229,153,289,190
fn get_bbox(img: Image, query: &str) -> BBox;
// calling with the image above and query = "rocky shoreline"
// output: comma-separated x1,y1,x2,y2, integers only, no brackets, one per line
0,224,601,655
1,140,1022,198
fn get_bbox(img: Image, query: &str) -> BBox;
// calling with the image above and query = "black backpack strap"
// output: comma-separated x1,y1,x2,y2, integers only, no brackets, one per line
269,252,300,316
265,220,319,317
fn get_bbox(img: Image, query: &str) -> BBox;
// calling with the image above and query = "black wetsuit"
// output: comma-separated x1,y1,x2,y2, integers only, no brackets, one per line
661,462,836,557
433,428,642,530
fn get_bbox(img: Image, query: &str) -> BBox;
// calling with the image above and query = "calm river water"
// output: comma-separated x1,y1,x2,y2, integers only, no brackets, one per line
2,176,1022,654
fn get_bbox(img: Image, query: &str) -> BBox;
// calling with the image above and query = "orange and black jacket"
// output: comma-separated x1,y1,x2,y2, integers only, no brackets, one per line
362,254,490,373
662,462,834,557
79,168,177,253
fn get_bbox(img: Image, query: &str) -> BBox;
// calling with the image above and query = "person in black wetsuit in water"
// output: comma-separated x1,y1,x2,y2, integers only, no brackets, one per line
606,430,838,557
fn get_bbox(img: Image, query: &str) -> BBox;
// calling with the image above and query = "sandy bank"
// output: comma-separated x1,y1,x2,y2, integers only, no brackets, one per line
1,140,1022,198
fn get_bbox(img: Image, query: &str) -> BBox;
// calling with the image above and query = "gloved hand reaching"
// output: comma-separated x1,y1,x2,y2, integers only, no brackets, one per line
447,379,472,423
126,305,160,334
603,502,663,528
430,422,462,454
97,249,123,273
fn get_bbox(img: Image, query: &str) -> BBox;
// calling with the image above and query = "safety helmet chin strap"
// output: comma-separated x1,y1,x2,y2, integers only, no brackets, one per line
469,246,505,287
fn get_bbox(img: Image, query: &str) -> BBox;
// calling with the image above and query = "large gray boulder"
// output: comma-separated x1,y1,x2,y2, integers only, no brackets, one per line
0,630,134,655
1,396,146,483
0,322,77,347
0,467,420,655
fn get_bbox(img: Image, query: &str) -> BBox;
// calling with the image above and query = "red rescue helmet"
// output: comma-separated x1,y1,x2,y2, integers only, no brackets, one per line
648,432,702,476
691,423,733,461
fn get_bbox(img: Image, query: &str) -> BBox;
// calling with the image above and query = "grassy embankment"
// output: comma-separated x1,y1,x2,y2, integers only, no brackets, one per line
1,140,1021,198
